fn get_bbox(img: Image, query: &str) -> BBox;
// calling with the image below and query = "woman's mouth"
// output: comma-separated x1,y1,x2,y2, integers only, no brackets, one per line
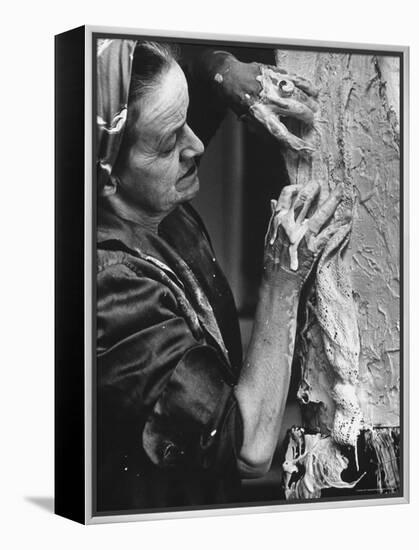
179,163,197,180
176,164,199,191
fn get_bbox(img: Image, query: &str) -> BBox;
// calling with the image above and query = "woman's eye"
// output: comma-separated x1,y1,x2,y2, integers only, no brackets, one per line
161,137,176,155
160,125,186,155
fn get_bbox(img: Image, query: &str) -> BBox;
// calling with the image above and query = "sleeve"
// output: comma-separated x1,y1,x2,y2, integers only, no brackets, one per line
97,260,243,473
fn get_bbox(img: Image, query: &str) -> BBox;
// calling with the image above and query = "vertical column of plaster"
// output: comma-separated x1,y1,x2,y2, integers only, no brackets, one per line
274,50,400,432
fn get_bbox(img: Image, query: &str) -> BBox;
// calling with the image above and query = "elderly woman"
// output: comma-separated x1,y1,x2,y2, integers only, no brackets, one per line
96,40,343,511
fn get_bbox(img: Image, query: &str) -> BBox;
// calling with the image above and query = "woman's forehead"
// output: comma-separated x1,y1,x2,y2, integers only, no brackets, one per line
135,63,189,137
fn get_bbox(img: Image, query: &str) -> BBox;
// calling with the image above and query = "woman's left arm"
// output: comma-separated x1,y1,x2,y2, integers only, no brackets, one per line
186,48,318,150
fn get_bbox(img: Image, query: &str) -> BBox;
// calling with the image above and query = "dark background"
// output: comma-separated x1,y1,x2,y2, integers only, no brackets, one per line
180,42,302,500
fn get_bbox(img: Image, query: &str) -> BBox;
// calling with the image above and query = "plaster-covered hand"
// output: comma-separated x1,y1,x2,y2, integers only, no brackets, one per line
204,51,319,153
263,182,347,287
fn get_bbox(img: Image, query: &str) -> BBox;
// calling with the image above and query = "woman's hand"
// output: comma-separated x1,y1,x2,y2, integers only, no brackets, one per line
263,182,347,288
206,52,319,153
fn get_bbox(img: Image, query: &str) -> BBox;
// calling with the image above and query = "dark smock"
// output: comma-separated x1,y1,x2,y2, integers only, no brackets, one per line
97,202,244,512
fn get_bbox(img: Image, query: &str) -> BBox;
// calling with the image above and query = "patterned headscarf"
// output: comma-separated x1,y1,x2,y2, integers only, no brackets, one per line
96,39,137,191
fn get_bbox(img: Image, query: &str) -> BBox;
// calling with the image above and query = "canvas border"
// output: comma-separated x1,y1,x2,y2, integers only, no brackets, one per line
84,26,409,524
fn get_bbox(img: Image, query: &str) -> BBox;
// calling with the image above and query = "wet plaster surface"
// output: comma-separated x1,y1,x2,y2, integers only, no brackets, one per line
275,50,400,430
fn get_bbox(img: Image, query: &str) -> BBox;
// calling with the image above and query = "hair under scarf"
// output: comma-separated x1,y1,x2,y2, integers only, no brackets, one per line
96,39,137,191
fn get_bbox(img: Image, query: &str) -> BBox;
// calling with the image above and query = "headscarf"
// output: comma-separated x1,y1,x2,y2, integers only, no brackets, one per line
96,39,137,191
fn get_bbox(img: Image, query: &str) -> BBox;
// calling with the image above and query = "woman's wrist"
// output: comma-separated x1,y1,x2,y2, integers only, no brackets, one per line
260,266,302,295
194,50,260,114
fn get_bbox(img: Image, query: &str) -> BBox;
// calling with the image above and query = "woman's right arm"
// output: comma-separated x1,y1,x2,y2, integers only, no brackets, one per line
234,182,345,477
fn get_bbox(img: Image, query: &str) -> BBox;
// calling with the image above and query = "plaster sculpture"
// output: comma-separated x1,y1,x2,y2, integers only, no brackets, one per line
264,49,401,498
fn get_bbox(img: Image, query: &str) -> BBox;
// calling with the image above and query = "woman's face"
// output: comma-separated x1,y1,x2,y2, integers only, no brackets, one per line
116,62,205,217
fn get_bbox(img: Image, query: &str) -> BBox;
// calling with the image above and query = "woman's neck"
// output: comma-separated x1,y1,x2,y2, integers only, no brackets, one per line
105,193,166,234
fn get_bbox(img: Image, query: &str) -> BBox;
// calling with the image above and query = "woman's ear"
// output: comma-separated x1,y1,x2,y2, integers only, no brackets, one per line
101,174,119,197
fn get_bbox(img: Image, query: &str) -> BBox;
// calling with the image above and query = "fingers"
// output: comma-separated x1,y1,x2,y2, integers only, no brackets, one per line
266,185,302,246
276,184,302,211
250,102,316,154
273,67,320,98
268,95,315,125
290,87,319,114
265,207,285,246
289,87,318,113
265,198,280,245
267,213,282,246
265,199,279,244
309,217,351,253
294,181,321,223
257,67,317,125
270,199,278,214
288,73,320,98
307,183,344,236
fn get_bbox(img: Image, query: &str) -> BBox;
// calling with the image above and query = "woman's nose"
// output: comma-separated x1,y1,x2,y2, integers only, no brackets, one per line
181,124,205,159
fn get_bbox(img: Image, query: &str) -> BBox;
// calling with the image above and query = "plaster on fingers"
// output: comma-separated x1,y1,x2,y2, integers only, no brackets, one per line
256,67,317,123
294,182,321,223
250,102,316,153
276,184,302,210
265,65,320,97
307,183,345,236
265,208,284,246
280,70,320,98
287,219,310,271
289,87,319,112
308,218,351,254
270,199,278,214
269,183,345,271
265,186,301,246
267,95,316,125
265,199,283,246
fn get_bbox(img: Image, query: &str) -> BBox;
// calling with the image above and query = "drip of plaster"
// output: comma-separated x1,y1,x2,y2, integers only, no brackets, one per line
283,427,399,499
282,427,365,499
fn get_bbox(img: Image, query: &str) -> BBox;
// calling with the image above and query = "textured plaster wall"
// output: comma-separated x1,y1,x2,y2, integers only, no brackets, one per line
275,50,400,429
